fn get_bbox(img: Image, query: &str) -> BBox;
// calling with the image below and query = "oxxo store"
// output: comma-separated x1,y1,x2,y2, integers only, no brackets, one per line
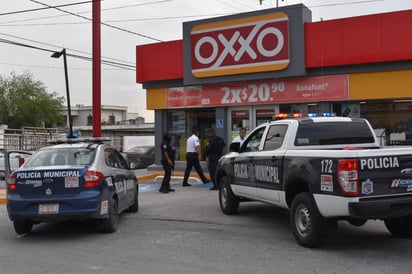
136,4,412,162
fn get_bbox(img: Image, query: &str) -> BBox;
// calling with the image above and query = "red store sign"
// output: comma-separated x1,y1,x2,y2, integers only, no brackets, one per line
167,75,349,108
190,12,290,78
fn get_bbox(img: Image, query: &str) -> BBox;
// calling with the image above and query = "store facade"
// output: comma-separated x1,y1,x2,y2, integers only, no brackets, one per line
136,4,412,163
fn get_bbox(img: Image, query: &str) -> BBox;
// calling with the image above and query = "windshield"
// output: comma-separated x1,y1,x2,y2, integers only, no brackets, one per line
24,147,96,167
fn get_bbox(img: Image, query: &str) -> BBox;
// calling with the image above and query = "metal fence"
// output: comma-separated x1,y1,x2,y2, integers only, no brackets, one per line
0,127,64,151
0,127,125,152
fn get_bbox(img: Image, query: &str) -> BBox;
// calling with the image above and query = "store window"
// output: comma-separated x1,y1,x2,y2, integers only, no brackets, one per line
360,100,412,145
167,108,215,160
231,110,250,131
256,109,276,126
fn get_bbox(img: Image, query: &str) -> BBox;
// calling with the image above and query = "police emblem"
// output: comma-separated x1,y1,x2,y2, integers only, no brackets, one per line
362,179,373,195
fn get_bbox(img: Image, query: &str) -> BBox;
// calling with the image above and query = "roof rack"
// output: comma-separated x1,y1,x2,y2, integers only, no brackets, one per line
48,137,112,145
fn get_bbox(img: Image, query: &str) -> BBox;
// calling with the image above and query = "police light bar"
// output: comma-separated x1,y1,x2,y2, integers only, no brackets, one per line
274,113,302,120
48,137,112,144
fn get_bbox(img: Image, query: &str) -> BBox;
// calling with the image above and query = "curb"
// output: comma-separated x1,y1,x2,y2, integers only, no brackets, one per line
0,189,6,205
0,173,210,204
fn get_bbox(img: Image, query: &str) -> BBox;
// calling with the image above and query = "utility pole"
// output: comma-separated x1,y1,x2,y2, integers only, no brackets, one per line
92,0,101,137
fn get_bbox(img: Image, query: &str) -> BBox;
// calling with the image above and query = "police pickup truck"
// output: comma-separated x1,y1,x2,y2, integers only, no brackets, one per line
216,117,412,247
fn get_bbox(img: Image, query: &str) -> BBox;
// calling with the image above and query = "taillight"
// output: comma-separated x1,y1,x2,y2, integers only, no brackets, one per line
338,159,359,196
7,173,17,191
83,171,104,188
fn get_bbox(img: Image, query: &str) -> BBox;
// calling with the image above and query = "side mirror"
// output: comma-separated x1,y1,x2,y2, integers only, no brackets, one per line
229,142,240,152
129,162,137,170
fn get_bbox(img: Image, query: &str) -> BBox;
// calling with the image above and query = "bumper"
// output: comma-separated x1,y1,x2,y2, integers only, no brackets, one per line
7,190,106,222
349,195,412,219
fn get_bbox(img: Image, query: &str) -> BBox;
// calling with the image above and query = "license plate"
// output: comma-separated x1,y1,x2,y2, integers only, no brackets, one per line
39,203,59,215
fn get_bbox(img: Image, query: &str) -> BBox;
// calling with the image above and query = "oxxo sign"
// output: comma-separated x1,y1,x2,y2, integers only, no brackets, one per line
190,12,290,78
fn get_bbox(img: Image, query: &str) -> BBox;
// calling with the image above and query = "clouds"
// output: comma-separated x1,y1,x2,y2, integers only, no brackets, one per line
1,0,412,124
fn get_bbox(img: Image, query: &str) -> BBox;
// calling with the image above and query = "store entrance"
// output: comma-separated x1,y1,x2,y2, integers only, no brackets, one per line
167,108,215,161
229,105,279,142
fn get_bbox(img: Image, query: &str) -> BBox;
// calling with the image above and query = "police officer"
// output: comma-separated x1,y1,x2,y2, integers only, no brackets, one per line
159,133,175,193
182,127,209,186
205,128,225,190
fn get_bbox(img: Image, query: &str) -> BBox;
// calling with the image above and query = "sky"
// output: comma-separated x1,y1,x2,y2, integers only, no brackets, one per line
1,0,412,123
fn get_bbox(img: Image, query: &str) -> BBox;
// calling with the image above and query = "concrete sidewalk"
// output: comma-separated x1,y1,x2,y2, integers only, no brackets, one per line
0,163,210,204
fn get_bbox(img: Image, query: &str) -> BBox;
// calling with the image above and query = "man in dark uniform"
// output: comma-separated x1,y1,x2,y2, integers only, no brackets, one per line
205,128,225,190
159,133,175,193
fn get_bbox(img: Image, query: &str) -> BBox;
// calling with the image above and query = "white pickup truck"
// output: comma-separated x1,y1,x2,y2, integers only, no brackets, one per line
216,117,412,247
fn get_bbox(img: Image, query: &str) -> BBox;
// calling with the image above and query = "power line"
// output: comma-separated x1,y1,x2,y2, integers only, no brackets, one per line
0,14,231,27
0,37,135,71
0,32,135,66
0,0,94,16
0,0,175,25
30,0,162,42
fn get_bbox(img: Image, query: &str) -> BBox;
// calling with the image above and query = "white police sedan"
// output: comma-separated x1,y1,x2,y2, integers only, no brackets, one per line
6,138,139,235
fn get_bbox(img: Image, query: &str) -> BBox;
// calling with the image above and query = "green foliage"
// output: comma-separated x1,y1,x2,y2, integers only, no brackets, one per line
0,71,65,128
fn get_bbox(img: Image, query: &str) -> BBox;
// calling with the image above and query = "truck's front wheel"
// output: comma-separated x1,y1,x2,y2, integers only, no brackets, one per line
290,192,332,248
219,176,239,215
384,216,412,238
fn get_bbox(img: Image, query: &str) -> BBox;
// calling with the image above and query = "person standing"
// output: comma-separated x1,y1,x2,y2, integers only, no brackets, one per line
232,127,247,145
205,128,225,190
159,133,175,193
182,127,209,186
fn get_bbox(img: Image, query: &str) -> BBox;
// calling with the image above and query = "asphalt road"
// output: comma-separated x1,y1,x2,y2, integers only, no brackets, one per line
0,179,411,274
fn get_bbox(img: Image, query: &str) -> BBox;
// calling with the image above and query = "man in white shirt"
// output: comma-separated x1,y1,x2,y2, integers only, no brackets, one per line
232,127,247,144
182,127,209,186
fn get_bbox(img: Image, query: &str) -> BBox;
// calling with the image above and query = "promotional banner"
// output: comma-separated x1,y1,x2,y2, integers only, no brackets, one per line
167,75,349,108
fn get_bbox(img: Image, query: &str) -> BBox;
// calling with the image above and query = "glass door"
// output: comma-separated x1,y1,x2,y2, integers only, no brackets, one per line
229,107,252,143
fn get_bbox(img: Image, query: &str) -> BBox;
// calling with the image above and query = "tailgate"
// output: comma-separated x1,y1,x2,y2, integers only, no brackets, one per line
13,167,88,198
358,154,412,197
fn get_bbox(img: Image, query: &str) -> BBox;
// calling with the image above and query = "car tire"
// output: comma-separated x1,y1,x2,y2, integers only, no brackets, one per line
290,192,332,248
99,197,118,233
128,188,139,213
384,216,412,238
219,176,239,215
13,220,33,235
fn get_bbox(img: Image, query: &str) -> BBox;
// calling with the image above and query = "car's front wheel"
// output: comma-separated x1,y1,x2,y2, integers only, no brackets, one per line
14,220,33,235
98,197,118,233
219,176,239,215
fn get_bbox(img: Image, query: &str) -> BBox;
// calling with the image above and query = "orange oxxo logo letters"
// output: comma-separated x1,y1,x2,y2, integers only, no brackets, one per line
191,12,289,78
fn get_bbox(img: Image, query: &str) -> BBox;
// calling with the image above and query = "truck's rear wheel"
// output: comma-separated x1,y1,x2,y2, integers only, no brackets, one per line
290,192,332,248
219,176,239,215
384,216,412,238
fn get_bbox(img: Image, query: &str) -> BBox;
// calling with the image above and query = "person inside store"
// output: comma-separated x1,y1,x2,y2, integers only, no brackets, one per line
159,133,175,193
232,127,247,145
182,127,209,187
205,128,225,190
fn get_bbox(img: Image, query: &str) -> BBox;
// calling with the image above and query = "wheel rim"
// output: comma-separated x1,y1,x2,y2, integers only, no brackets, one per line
221,186,228,208
295,204,311,237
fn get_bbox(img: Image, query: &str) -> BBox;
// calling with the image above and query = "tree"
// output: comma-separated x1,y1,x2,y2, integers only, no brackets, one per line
0,71,65,128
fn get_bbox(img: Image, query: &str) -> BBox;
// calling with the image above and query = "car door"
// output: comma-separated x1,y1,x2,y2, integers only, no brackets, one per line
255,124,288,204
105,148,136,211
232,126,267,198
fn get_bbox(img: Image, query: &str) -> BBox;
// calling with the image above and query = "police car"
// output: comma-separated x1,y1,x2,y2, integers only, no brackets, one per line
6,137,139,235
